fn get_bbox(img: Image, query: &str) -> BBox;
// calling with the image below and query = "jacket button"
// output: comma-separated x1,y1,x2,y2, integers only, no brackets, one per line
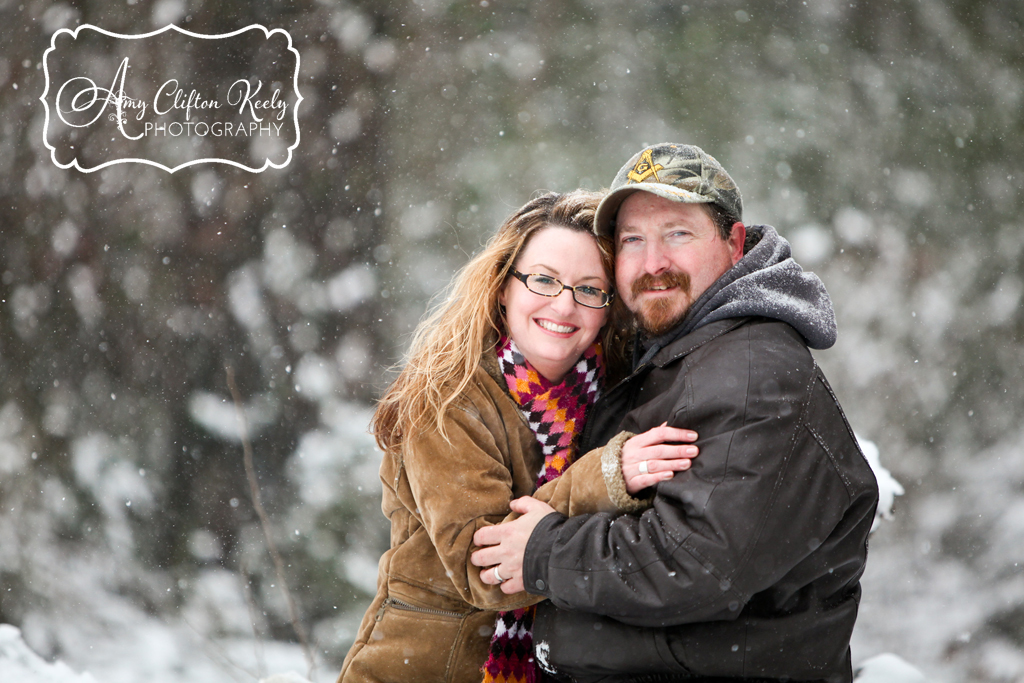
535,579,546,591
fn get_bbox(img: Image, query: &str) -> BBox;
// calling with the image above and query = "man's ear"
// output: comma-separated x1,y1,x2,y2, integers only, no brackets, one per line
728,222,746,265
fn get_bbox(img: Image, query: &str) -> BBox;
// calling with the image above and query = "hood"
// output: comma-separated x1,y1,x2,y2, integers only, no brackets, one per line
638,224,836,363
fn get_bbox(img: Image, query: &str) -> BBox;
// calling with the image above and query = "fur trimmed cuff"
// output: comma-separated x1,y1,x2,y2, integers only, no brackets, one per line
600,431,654,513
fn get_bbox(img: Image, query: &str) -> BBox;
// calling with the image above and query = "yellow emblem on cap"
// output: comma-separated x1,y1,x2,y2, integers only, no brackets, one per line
627,148,663,183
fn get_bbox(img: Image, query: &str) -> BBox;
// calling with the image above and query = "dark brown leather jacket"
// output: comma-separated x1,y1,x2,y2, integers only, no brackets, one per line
522,316,879,683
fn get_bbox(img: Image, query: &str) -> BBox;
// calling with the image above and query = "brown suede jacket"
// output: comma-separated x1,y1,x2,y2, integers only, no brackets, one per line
339,351,645,683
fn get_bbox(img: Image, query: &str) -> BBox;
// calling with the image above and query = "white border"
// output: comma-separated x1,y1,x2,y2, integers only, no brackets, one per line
40,23,304,174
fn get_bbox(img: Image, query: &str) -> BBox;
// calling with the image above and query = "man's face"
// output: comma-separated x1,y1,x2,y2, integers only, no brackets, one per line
614,192,745,335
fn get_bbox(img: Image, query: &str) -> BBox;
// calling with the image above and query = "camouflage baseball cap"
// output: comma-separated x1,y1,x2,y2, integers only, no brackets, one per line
594,143,743,237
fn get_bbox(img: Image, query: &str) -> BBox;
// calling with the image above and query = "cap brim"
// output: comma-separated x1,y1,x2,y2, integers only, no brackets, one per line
594,183,713,237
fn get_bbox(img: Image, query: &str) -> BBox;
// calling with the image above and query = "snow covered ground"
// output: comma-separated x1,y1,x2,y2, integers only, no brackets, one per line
0,624,96,683
0,549,353,683
1,619,319,683
3,618,929,683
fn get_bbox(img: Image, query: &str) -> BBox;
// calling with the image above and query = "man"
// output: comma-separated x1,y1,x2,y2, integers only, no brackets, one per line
472,143,879,682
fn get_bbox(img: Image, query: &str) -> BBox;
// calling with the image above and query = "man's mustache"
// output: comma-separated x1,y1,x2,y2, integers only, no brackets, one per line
630,271,691,299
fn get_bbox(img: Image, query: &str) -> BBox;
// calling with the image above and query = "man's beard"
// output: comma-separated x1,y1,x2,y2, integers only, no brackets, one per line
630,271,692,336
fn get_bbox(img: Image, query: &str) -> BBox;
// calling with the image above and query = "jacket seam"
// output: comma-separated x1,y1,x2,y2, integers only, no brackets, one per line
388,571,538,611
659,357,694,550
805,423,854,497
815,369,868,465
390,573,466,601
712,324,749,526
445,611,474,683
653,627,692,675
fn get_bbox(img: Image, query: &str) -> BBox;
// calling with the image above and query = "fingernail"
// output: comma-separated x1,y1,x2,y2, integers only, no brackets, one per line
686,446,698,455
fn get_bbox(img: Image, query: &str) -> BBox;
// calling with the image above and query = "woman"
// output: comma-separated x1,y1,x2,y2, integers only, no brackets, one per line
338,190,697,683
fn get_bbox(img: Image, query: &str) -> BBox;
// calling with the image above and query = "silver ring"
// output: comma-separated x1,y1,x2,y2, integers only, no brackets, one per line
493,567,505,583
638,460,649,475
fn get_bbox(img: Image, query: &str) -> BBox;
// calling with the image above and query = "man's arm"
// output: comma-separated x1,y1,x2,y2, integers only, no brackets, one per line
519,332,860,627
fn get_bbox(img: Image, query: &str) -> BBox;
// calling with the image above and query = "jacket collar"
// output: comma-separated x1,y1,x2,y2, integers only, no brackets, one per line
481,335,505,387
600,318,750,398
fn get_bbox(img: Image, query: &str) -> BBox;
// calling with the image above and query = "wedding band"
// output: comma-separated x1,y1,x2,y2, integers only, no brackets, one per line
493,567,505,583
638,460,649,475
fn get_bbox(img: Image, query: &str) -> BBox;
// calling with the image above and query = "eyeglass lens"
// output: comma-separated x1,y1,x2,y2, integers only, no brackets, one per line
524,274,608,307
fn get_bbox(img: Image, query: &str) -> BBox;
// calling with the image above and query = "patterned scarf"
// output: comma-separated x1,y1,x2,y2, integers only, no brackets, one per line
482,336,604,683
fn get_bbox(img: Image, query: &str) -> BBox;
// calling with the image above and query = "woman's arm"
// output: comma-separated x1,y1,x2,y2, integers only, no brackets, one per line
531,426,699,516
400,399,542,611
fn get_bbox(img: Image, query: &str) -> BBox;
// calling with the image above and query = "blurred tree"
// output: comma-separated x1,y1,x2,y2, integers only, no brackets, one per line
0,0,396,660
0,0,1021,679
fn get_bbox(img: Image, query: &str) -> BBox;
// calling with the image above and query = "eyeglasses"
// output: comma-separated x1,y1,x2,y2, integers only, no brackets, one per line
509,269,613,309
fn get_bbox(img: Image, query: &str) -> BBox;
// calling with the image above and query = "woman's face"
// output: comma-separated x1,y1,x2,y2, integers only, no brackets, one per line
499,226,611,383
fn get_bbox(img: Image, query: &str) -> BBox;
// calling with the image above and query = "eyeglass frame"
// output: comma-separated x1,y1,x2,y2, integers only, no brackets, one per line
508,269,614,309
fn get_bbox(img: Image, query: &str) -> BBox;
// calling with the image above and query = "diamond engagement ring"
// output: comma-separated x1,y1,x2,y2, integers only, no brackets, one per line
638,460,649,475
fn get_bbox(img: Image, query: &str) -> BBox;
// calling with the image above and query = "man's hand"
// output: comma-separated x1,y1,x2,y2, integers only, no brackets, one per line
471,497,556,594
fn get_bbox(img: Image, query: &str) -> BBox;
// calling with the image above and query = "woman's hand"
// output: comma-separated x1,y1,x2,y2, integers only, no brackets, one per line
621,424,699,495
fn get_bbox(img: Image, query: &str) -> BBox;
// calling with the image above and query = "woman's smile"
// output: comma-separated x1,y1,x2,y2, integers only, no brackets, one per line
534,318,579,336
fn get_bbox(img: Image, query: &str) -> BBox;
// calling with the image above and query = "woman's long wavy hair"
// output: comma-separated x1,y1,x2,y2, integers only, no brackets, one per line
372,189,628,453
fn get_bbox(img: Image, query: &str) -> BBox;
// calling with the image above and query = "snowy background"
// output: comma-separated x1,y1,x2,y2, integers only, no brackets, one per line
1,0,1023,681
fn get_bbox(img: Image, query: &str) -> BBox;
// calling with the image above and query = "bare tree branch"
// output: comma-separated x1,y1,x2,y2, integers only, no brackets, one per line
226,365,316,679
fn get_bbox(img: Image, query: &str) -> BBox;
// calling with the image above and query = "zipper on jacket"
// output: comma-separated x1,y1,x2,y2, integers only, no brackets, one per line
376,596,466,621
578,391,607,453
